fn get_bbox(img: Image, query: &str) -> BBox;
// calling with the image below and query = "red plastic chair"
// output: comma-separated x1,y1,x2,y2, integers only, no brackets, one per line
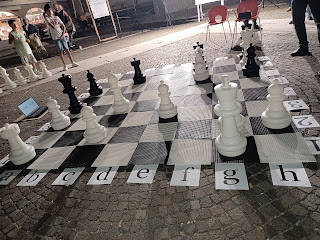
231,0,261,46
206,5,232,42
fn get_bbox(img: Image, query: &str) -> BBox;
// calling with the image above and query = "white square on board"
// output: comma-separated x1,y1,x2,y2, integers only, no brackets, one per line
269,163,311,187
170,165,201,186
127,164,158,184
215,163,249,190
257,56,270,62
120,111,153,127
32,131,65,149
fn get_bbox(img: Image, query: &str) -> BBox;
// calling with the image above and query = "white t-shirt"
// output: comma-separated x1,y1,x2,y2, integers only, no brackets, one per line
45,16,64,40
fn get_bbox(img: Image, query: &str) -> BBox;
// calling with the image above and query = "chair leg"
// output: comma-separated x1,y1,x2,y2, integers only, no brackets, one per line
231,21,237,48
258,17,262,42
222,23,227,43
206,25,209,42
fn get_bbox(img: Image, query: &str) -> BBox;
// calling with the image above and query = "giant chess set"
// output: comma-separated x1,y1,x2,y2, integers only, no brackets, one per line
0,36,319,188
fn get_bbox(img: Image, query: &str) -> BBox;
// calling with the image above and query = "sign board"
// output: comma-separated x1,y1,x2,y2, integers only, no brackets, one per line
87,0,110,19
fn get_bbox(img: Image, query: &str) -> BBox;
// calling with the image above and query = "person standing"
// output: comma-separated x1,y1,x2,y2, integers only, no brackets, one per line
22,18,48,59
43,3,78,71
291,0,320,56
8,19,40,73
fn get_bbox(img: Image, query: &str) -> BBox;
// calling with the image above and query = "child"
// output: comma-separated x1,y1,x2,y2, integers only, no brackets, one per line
8,19,40,73
43,3,78,71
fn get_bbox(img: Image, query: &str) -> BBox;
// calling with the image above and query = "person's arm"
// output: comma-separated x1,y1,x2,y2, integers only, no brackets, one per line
57,17,66,39
8,33,16,44
45,17,55,29
64,11,73,23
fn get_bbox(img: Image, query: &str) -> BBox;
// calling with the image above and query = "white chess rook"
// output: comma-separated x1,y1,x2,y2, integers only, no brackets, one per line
24,64,39,82
217,75,245,131
261,79,291,129
108,73,130,113
0,123,36,165
39,61,52,78
214,76,247,157
81,103,107,143
193,46,210,82
239,27,253,67
0,66,17,89
47,97,71,130
158,80,177,119
14,67,27,85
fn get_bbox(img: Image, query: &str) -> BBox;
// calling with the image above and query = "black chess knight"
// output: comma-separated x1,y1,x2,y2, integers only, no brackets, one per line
242,43,260,78
87,70,103,96
131,58,146,85
58,74,82,114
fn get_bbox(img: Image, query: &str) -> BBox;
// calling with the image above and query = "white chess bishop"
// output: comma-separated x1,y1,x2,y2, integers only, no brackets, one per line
261,79,291,129
214,76,247,157
39,61,52,78
0,123,36,165
0,66,17,89
239,27,253,67
81,103,107,143
24,64,39,82
14,67,27,85
157,80,177,119
193,46,210,82
217,75,245,131
108,73,130,113
47,97,71,130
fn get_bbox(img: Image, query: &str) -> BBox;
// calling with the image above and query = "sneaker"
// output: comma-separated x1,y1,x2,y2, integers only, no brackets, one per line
287,7,291,12
289,20,294,24
291,48,312,56
63,65,68,71
72,62,79,67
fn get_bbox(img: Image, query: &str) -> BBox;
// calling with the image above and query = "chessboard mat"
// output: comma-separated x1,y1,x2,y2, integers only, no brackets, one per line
2,58,316,172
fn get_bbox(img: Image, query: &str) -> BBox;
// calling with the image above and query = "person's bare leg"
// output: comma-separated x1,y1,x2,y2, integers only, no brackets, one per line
65,49,74,63
59,51,66,65
31,63,37,71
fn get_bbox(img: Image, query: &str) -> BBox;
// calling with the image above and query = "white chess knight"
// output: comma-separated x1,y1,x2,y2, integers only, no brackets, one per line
108,73,130,113
81,103,107,143
217,75,245,131
47,97,71,130
0,123,36,165
14,67,27,85
239,27,253,67
193,46,210,82
261,79,291,129
39,61,52,78
214,75,247,157
24,64,39,82
0,66,17,89
157,80,177,119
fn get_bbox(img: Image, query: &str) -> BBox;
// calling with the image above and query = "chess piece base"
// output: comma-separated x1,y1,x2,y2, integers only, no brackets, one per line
42,72,52,78
133,75,146,85
193,72,210,82
89,87,103,96
10,145,36,165
218,114,245,132
51,116,71,131
215,134,247,157
261,110,291,129
69,104,83,114
242,65,260,78
158,105,177,119
84,126,107,143
113,99,130,113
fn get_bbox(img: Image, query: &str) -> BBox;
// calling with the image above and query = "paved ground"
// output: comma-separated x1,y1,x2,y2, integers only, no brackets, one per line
1,2,320,240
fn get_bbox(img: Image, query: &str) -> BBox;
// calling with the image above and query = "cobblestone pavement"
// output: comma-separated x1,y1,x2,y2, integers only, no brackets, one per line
1,3,320,240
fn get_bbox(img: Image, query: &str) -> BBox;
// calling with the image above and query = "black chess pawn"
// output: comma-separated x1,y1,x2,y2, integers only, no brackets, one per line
87,70,103,96
131,58,146,85
58,74,82,114
242,43,260,78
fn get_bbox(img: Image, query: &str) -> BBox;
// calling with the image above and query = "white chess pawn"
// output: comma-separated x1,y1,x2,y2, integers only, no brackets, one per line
158,80,177,119
81,103,107,143
0,66,17,89
239,27,253,67
214,76,247,157
39,61,52,78
108,73,130,113
14,67,27,85
24,64,39,82
261,79,291,129
193,46,210,82
217,75,245,131
0,123,36,165
47,97,71,130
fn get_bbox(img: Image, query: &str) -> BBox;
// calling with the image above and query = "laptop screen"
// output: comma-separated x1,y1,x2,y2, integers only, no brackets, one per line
18,97,39,117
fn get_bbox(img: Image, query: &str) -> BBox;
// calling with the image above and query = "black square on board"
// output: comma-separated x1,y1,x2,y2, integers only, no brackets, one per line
104,86,127,96
52,130,84,147
212,136,260,163
175,119,212,139
109,125,147,143
119,73,134,81
122,92,141,101
59,145,105,169
250,117,296,135
243,87,268,101
184,94,212,107
83,97,100,106
131,99,158,112
213,64,237,74
92,105,112,116
99,114,127,127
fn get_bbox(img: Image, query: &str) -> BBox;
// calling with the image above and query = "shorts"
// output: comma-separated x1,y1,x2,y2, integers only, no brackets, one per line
54,37,69,52
21,54,37,65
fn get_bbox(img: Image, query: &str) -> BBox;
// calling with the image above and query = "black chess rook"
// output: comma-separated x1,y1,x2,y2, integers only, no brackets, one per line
87,70,103,96
58,74,83,114
131,58,146,85
242,43,260,78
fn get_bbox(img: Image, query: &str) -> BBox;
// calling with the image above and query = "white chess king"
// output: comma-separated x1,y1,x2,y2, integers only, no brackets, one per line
261,79,291,129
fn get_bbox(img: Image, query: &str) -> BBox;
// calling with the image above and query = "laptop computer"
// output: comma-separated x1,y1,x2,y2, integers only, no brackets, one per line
18,97,48,119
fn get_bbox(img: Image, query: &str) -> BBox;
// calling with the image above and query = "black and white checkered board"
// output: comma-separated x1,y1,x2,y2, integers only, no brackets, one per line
2,57,316,172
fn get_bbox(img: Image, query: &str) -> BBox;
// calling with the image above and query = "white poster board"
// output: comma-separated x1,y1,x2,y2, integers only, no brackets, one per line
87,0,110,19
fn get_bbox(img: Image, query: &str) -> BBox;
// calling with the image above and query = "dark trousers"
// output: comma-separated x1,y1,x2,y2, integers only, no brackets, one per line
292,0,320,49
